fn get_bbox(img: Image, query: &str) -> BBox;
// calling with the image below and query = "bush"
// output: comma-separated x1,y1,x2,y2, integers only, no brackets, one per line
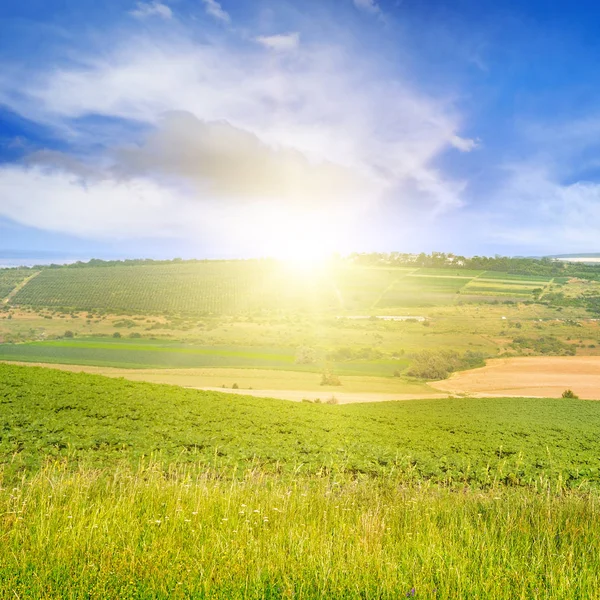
326,346,382,362
562,389,579,399
407,350,486,381
295,346,318,365
320,364,341,386
63,330,74,338
511,336,575,356
232,383,239,389
112,332,122,339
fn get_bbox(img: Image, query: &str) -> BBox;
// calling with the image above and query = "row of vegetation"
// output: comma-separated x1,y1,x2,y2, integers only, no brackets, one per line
405,349,486,380
1,261,571,316
349,251,600,279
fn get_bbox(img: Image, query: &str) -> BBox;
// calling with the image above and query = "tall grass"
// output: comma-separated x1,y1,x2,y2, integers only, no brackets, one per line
2,463,599,599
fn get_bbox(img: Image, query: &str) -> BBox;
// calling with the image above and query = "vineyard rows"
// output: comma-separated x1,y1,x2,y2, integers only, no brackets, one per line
0,269,34,300
8,263,553,315
10,263,339,315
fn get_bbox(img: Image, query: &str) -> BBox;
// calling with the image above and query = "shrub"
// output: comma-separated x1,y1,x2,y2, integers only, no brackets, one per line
295,346,318,365
562,389,579,399
320,364,341,386
407,350,486,381
511,336,576,356
112,332,122,338
63,330,74,338
232,383,239,389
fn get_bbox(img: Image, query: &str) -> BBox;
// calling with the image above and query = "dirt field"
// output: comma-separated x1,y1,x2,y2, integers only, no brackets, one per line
432,356,600,399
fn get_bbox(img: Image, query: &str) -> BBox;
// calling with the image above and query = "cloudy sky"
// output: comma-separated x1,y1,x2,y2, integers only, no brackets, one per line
1,0,600,259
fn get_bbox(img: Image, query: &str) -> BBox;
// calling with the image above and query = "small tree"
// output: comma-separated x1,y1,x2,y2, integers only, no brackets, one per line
320,363,341,386
112,331,122,338
295,346,318,365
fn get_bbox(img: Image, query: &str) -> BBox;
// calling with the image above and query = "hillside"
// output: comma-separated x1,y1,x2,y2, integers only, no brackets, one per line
1,259,563,316
2,363,600,598
2,363,599,486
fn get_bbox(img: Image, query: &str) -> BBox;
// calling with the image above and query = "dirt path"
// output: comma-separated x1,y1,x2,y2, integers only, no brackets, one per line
2,271,40,304
431,356,600,400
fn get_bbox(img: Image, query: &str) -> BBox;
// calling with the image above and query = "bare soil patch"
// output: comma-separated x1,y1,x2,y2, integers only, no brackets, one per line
432,356,600,399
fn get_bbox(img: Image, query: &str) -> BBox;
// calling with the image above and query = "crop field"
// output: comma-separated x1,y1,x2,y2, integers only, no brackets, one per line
1,363,600,597
0,268,34,300
5,261,563,316
481,271,554,282
0,337,409,376
10,262,340,315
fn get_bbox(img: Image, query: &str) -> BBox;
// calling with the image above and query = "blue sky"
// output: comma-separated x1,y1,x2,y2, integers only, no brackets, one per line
1,0,600,260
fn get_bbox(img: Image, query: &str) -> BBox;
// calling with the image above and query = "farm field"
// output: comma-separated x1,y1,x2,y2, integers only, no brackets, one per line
432,355,600,399
0,268,35,300
0,337,410,377
2,261,564,315
2,288,600,396
0,362,435,398
2,363,600,597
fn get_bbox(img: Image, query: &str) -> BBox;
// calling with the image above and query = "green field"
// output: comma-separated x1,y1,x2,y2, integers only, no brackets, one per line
10,262,341,314
1,363,600,597
0,338,409,376
4,261,559,316
2,363,599,483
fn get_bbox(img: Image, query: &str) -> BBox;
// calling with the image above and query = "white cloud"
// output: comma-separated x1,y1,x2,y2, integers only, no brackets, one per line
450,135,479,152
0,165,185,239
201,0,230,23
353,0,381,15
130,1,172,20
254,32,300,52
474,164,600,253
0,28,473,242
114,111,368,205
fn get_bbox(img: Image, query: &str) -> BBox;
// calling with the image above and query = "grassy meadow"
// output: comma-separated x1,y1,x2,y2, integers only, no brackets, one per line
1,364,600,597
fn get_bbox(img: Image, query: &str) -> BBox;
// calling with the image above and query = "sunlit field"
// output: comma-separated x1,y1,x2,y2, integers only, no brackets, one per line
3,257,600,597
2,363,600,598
4,466,599,599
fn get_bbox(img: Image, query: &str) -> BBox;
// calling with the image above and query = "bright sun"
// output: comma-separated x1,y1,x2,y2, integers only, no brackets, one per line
251,207,341,271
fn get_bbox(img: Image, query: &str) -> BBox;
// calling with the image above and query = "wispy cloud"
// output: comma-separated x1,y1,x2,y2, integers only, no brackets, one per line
254,32,300,52
353,0,381,15
130,1,173,20
201,0,230,24
450,135,479,152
